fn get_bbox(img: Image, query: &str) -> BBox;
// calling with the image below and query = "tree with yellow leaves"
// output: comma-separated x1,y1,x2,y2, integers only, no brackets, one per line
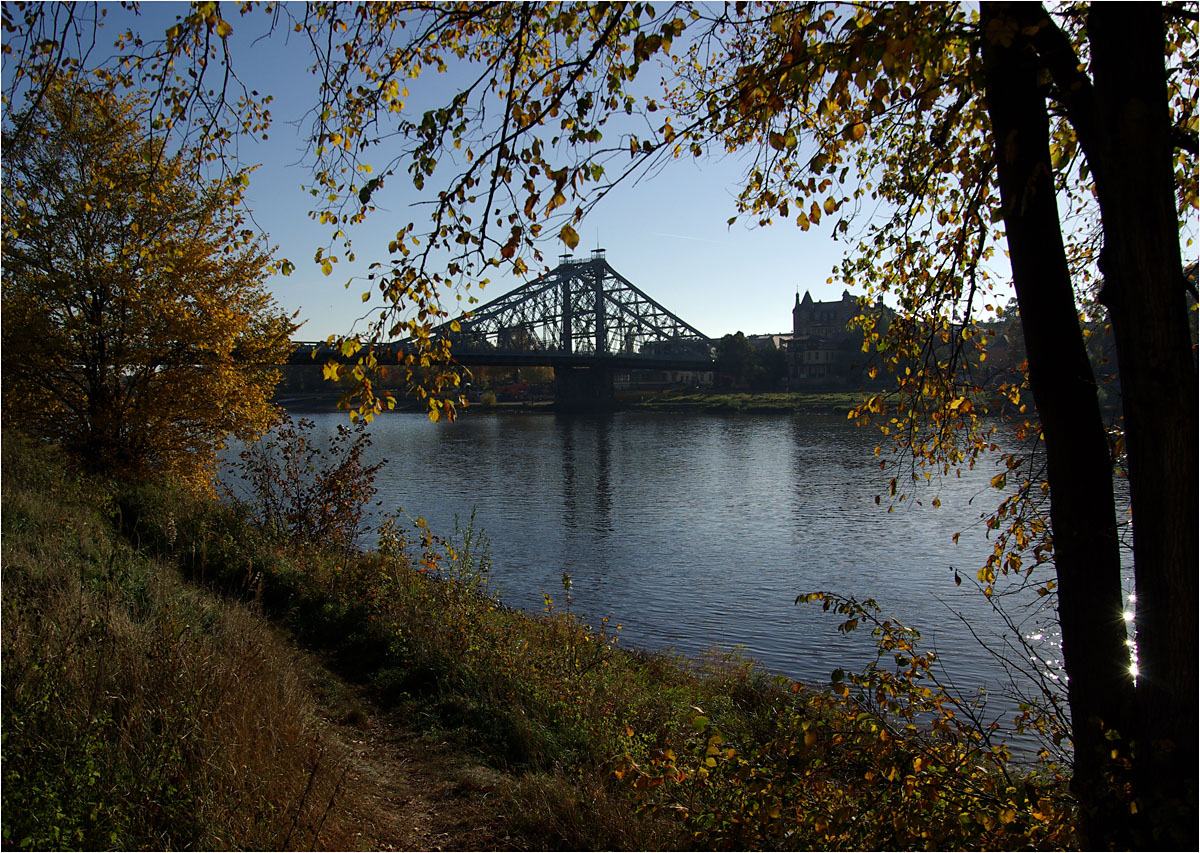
1,79,296,493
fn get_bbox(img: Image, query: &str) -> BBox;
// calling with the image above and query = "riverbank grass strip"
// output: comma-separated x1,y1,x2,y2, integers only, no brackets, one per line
3,433,1078,850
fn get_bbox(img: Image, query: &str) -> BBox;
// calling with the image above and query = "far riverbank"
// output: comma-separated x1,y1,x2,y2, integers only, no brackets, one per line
275,389,868,415
621,389,863,414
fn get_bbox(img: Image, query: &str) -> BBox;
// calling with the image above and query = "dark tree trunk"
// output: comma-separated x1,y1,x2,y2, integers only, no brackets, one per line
1087,6,1199,847
979,4,1135,847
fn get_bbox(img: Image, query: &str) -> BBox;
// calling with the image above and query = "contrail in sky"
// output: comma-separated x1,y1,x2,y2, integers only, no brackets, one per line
649,231,728,245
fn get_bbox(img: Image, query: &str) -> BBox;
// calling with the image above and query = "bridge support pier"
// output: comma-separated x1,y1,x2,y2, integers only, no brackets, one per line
553,365,614,408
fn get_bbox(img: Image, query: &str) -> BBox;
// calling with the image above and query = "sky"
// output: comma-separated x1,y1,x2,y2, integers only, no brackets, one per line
104,3,867,343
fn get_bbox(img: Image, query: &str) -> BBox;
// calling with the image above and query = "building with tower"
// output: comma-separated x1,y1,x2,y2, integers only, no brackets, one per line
788,289,889,387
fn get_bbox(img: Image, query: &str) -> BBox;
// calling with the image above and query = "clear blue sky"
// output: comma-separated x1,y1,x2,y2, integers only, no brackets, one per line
111,3,865,343
213,8,1191,345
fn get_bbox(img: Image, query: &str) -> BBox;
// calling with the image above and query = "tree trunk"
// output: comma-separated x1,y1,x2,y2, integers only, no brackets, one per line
1087,6,1199,847
979,4,1135,846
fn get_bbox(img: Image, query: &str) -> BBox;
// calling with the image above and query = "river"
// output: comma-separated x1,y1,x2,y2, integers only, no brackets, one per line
224,407,1129,756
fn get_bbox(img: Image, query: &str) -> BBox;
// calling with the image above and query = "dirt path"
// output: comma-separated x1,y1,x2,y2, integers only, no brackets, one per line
335,704,514,850
304,660,521,851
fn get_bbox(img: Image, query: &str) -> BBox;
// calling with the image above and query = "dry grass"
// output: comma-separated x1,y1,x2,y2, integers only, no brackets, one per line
1,437,357,850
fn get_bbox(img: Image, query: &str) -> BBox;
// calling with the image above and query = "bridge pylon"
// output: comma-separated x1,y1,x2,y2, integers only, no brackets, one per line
553,364,615,408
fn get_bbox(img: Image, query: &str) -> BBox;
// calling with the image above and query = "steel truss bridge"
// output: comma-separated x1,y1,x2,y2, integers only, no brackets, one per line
291,251,715,405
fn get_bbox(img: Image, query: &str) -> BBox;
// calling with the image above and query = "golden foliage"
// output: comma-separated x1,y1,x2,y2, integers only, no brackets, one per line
1,78,296,493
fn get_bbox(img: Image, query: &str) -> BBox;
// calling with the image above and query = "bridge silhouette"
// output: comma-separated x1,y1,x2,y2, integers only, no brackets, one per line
290,251,715,405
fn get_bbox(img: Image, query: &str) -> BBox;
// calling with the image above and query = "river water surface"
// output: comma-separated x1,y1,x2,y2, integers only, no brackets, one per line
226,408,1109,754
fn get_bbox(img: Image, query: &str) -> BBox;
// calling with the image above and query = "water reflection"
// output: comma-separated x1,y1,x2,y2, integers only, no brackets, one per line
224,409,1116,755
559,412,615,540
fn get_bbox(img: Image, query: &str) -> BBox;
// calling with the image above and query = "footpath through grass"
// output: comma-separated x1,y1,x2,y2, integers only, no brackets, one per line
3,433,1079,850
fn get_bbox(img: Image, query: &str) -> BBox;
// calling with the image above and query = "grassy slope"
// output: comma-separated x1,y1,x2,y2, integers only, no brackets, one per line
2,434,1077,850
0,437,358,850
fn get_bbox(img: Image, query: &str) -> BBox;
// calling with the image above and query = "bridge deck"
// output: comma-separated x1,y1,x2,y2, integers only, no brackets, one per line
288,343,713,372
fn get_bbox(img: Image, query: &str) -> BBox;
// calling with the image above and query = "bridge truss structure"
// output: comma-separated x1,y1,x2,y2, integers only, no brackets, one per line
441,251,712,363
288,252,714,404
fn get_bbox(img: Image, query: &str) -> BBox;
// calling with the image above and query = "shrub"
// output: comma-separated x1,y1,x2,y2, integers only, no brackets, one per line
224,411,385,557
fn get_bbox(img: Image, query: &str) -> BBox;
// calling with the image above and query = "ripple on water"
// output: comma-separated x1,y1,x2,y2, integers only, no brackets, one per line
224,408,1126,759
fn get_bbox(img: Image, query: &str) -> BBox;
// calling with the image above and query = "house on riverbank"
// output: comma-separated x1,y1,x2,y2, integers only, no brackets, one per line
787,290,888,388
